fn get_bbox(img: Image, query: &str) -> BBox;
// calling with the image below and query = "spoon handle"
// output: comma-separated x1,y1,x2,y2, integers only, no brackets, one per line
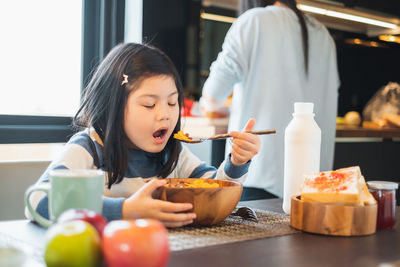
209,130,276,140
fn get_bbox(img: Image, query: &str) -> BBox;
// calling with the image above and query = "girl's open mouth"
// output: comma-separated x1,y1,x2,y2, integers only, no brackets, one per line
153,128,168,143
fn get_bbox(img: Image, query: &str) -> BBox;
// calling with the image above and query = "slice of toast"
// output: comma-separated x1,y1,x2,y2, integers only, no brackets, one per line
300,166,375,206
360,177,377,205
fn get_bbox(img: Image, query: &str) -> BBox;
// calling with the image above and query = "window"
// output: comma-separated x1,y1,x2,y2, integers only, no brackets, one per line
0,0,125,144
0,0,82,117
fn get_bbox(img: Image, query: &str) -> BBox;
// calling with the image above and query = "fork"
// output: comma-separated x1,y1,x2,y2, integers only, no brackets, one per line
231,207,259,222
175,130,276,143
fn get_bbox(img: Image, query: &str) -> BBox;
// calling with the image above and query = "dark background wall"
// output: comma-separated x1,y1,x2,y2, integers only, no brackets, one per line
334,34,400,116
333,0,400,17
142,0,201,88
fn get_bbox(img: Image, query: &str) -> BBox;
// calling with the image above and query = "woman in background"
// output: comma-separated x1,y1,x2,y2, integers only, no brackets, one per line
200,0,339,200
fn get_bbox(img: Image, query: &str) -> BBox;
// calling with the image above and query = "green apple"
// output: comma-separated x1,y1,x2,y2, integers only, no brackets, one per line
44,220,102,267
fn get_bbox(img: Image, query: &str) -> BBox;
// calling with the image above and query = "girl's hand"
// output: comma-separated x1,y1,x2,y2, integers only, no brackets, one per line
229,118,260,166
122,179,196,228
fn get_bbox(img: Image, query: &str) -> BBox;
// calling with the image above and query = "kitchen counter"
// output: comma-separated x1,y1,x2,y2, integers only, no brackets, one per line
336,125,400,139
1,199,399,267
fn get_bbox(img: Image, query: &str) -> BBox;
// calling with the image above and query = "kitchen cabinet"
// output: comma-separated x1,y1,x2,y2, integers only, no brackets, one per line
334,126,400,203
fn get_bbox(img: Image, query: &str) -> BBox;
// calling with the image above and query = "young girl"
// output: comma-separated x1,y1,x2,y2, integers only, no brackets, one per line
26,43,260,227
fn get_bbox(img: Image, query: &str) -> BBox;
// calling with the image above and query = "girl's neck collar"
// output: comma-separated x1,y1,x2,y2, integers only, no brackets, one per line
127,147,165,158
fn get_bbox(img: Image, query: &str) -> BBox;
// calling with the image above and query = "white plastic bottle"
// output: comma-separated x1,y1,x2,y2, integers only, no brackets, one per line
282,102,321,214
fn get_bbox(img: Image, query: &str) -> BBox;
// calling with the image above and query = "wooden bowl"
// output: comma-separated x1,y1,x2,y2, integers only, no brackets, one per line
290,195,377,236
153,178,243,226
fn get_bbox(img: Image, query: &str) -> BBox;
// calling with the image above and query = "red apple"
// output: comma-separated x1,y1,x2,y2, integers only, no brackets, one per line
57,209,108,237
102,219,170,267
44,220,102,267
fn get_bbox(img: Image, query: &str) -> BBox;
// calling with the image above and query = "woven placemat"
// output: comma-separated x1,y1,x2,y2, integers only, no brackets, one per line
168,207,299,251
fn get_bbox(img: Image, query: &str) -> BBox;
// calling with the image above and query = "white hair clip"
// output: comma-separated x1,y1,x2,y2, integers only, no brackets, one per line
121,74,129,86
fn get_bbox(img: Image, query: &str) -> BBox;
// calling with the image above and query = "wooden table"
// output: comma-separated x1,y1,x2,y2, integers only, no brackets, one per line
1,199,399,267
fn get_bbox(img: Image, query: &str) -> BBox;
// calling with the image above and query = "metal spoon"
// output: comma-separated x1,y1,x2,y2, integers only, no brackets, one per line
174,130,276,143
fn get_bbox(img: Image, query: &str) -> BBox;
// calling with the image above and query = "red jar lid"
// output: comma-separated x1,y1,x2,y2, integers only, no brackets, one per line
367,181,398,190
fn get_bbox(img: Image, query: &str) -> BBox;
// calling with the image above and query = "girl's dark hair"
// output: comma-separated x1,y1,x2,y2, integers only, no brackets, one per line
238,0,309,73
74,43,184,188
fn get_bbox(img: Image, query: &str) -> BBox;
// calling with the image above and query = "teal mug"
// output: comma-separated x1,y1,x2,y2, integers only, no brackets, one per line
25,169,104,228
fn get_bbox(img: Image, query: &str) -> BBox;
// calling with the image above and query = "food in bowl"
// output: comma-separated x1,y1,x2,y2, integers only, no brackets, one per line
153,178,242,226
164,179,219,188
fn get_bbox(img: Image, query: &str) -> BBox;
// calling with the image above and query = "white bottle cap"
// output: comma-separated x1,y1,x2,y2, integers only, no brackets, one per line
294,102,314,114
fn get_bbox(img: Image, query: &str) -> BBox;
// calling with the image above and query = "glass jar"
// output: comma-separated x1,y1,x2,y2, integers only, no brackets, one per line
367,181,398,229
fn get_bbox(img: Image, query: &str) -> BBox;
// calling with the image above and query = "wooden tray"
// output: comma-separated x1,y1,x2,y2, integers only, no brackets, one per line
290,195,377,236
